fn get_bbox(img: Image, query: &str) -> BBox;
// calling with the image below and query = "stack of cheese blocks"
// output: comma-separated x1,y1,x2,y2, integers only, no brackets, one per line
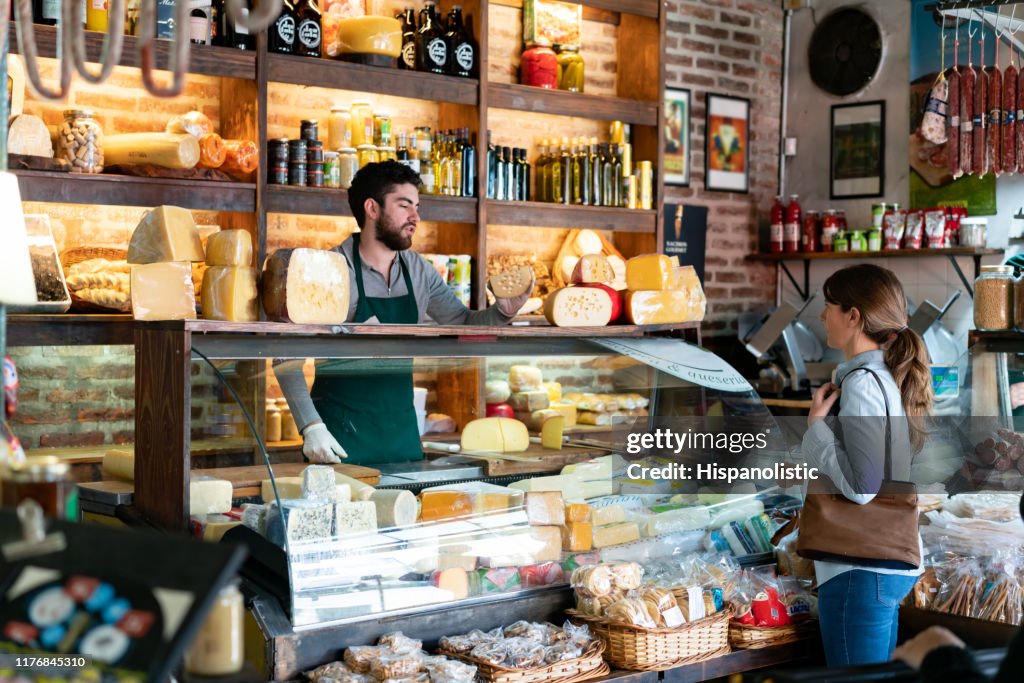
474,365,577,450
127,206,207,320
624,254,707,325
201,229,258,321
526,492,640,554
565,392,649,427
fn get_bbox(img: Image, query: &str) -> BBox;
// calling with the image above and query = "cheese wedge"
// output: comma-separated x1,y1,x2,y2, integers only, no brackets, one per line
262,248,350,324
626,254,674,291
130,262,196,321
102,449,134,481
201,266,258,321
540,412,564,450
570,253,614,284
127,206,203,264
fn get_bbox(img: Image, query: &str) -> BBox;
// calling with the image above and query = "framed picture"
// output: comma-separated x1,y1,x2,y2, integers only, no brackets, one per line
704,93,750,193
830,100,885,199
663,88,690,186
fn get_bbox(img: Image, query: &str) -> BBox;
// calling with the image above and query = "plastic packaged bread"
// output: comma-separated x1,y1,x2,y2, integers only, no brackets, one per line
261,248,350,324
220,139,259,180
197,132,226,169
166,110,213,137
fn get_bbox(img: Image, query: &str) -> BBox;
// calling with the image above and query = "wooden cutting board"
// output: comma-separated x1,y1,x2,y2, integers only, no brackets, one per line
423,441,608,476
193,462,380,498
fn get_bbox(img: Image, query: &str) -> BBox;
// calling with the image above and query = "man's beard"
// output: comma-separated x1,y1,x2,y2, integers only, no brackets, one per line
376,212,414,251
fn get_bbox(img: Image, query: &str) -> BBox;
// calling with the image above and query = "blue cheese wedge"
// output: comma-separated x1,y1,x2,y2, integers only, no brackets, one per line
241,503,267,534
266,499,333,546
302,465,339,502
334,501,377,537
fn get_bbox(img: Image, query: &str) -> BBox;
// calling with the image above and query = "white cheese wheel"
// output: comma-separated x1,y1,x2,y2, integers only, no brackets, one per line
485,379,512,403
370,489,417,528
543,286,613,327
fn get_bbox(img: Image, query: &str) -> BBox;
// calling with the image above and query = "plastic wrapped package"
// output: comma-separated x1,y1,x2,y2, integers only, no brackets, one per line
343,646,388,673
368,652,423,681
306,660,353,682
637,586,680,627
604,598,658,628
421,656,476,682
201,266,258,321
166,111,213,137
439,629,498,654
261,248,350,324
197,132,226,168
624,290,704,325
469,641,508,666
377,632,422,654
570,565,613,597
503,638,546,669
609,561,643,590
221,139,259,180
205,230,253,267
543,642,583,664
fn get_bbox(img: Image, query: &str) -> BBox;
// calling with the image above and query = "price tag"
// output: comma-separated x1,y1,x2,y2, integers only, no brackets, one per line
661,606,685,628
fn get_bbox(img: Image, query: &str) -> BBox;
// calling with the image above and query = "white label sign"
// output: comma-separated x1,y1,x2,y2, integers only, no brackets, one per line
593,338,753,393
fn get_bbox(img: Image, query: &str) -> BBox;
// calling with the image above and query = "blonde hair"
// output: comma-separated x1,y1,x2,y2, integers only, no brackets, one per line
823,264,933,451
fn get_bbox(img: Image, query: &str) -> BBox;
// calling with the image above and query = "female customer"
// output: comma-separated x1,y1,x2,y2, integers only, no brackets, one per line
801,264,933,666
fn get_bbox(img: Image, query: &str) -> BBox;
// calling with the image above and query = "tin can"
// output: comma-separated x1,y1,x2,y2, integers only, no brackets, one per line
288,162,307,186
306,140,324,164
448,255,472,286
268,138,290,162
300,119,319,142
308,164,324,188
268,163,289,185
637,161,653,210
625,175,637,209
1,455,78,521
289,139,308,164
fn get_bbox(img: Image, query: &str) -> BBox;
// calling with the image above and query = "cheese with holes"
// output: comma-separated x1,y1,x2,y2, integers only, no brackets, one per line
541,381,562,403
262,248,350,324
562,521,593,551
460,417,530,452
419,490,473,522
549,402,577,427
570,253,614,284
593,522,640,548
334,501,377,536
543,286,613,327
190,476,233,516
591,504,626,526
626,254,674,291
489,264,534,298
529,526,563,562
540,412,564,449
102,449,134,480
370,488,417,527
565,503,591,523
201,266,258,321
485,379,512,403
127,206,203,264
625,290,705,325
205,229,253,267
508,365,543,392
261,477,304,503
332,470,375,501
526,491,564,525
131,262,197,321
509,390,550,412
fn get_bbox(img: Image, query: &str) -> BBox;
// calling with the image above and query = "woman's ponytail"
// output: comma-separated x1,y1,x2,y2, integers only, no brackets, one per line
884,327,932,452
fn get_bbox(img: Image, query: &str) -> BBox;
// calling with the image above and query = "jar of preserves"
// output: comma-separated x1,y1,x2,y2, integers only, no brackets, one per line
1015,275,1024,329
975,265,1015,331
265,399,282,442
57,110,103,174
373,112,392,147
276,398,299,440
185,580,244,676
379,146,397,162
350,101,374,147
520,38,557,89
356,144,376,168
339,148,358,188
328,107,351,151
288,138,308,163
300,119,319,142
323,151,342,188
1,456,78,521
556,44,584,92
821,209,838,251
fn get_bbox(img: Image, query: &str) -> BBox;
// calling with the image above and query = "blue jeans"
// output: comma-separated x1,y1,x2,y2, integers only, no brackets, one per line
817,569,918,667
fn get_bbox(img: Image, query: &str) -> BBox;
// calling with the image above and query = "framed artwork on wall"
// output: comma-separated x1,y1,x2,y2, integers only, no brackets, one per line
830,100,885,199
704,93,750,193
664,88,690,186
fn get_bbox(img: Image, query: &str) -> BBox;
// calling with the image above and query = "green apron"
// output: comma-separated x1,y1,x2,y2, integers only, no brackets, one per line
310,234,422,465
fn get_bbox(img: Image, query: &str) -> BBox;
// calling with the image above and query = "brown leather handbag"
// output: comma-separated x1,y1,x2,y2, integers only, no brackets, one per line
796,368,921,570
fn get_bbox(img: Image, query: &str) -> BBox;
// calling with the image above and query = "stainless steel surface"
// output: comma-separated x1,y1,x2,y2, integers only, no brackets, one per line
744,302,799,359
77,484,133,506
375,461,484,485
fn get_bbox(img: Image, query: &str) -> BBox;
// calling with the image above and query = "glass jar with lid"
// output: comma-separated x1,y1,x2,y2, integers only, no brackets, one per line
373,112,392,147
184,580,244,676
976,265,1015,330
323,151,342,189
338,148,358,188
521,38,557,89
1,455,78,521
265,399,282,442
328,107,352,151
555,45,584,92
379,146,397,162
356,144,377,169
350,101,374,147
57,109,104,174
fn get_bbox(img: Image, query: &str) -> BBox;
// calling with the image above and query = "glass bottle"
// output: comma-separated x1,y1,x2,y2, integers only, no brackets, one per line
570,138,583,205
520,149,531,202
511,148,522,201
268,0,296,54
502,146,514,202
494,145,506,201
486,131,497,199
293,0,321,58
600,143,615,206
265,399,282,442
534,140,549,202
549,140,562,204
461,129,475,198
33,0,59,25
87,0,109,31
577,140,592,205
446,5,475,78
558,138,572,205
609,143,622,207
184,581,244,676
589,137,602,207
396,132,410,161
416,2,447,74
398,7,417,70
216,0,254,49
451,134,463,197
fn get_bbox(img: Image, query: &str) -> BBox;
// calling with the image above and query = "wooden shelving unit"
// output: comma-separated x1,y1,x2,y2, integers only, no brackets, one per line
264,185,479,223
487,201,657,232
487,83,657,124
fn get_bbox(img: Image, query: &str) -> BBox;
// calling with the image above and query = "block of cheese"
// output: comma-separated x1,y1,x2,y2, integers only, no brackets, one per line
267,499,333,545
582,479,614,499
431,568,469,599
543,286,613,327
509,390,550,412
201,266,258,321
591,504,626,526
573,229,603,256
489,264,534,298
419,490,473,522
570,253,614,284
261,248,350,324
529,526,563,562
438,546,477,571
131,262,196,321
508,365,543,392
241,503,268,534
204,229,253,267
334,501,377,536
261,476,304,503
127,206,203,264
608,254,627,289
541,381,562,403
563,393,606,412
593,521,640,548
476,492,515,514
370,488,417,528
525,491,565,526
578,410,613,426
189,476,233,516
303,465,339,502
562,521,593,552
102,449,134,480
332,470,375,501
560,255,580,282
565,503,591,523
626,254,675,291
485,379,512,403
625,290,705,325
563,456,616,479
540,412,564,450
202,515,242,542
548,402,578,427
9,114,53,157
460,417,530,453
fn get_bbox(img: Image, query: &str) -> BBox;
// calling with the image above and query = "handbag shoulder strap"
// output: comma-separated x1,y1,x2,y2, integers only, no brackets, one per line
838,367,893,480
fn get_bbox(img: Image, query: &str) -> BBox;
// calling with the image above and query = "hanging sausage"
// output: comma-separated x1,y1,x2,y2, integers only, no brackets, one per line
961,34,976,175
990,46,1003,175
973,31,989,176
1004,58,1017,174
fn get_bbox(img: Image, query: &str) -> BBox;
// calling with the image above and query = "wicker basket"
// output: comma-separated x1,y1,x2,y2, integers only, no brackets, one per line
568,607,732,672
728,618,818,650
60,247,131,313
438,639,608,683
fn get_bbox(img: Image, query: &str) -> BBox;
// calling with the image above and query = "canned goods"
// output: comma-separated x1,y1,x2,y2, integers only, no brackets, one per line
288,162,307,186
289,139,308,163
269,138,290,162
625,175,637,209
306,140,324,164
637,161,653,210
300,119,319,142
323,151,341,189
268,163,289,185
308,169,324,188
448,255,472,286
374,112,392,146
871,203,886,230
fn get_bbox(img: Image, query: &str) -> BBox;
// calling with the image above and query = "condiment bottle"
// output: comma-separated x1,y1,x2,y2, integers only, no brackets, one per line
398,6,416,69
783,194,801,253
801,210,819,253
293,0,322,58
821,209,838,251
769,196,784,253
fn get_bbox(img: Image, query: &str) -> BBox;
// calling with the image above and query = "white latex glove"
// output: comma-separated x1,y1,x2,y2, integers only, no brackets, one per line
493,271,536,318
301,422,347,463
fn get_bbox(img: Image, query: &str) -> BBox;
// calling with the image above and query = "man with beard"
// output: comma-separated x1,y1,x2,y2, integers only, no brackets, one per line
275,162,532,465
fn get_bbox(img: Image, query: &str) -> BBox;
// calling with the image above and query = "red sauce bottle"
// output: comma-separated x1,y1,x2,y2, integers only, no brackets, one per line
783,194,801,253
769,195,784,253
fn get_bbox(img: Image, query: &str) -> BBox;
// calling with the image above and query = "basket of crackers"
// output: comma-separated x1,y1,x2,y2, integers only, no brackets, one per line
727,568,817,650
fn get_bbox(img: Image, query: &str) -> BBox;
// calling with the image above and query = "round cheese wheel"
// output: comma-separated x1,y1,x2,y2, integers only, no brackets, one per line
486,403,515,418
579,283,623,322
485,379,511,403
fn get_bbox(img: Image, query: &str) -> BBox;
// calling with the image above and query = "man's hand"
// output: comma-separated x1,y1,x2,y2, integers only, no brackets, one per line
893,626,965,670
494,271,536,318
808,382,840,426
302,422,347,463
1011,382,1024,410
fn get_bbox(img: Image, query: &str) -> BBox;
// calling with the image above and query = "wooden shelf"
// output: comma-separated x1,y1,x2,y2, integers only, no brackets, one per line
8,24,256,79
264,184,478,223
487,201,656,232
748,247,1003,262
6,314,135,347
14,170,257,211
266,54,478,105
580,0,659,18
487,83,657,125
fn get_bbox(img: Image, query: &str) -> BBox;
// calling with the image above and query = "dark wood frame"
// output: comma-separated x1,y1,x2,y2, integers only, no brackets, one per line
704,92,751,193
664,87,690,186
829,99,885,200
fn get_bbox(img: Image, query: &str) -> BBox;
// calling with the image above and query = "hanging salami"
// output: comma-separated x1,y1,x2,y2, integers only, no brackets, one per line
961,64,975,175
1017,64,1024,173
974,65,988,175
990,63,1003,175
1004,62,1017,175
948,65,961,178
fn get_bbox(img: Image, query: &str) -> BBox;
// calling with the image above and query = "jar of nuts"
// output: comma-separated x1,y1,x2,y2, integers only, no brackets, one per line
975,265,1015,331
57,109,104,174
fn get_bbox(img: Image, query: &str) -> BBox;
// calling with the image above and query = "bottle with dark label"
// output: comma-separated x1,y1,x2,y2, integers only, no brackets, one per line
416,2,447,75
294,0,322,58
445,6,475,78
269,0,296,54
398,7,417,70
216,0,255,50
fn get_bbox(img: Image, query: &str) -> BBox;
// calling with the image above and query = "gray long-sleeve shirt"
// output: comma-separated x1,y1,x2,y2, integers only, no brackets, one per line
275,235,512,432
